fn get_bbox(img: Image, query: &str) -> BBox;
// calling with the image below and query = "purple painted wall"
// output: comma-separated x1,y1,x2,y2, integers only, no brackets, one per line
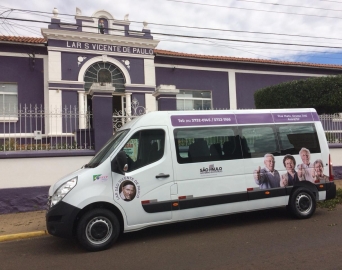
156,95,177,111
0,186,49,214
0,56,44,105
0,55,45,134
0,43,47,55
62,91,78,133
235,73,312,109
155,55,342,75
155,67,229,109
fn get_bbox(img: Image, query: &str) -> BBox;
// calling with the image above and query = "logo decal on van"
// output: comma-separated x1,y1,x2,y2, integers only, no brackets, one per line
200,164,222,175
93,174,108,182
114,176,141,202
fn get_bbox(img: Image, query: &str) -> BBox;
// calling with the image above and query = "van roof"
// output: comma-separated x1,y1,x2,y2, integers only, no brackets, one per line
121,108,319,130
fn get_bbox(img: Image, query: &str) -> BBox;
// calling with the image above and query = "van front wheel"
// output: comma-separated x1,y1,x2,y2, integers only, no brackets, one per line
77,209,120,251
290,189,316,219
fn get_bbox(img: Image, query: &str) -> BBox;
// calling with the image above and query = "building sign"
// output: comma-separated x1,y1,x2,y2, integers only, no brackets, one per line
66,41,153,55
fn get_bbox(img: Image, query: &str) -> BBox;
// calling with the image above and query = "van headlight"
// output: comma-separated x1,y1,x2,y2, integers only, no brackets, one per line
50,177,77,207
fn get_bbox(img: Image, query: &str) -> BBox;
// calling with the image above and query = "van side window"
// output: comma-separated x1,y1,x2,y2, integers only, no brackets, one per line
240,126,279,158
277,124,320,154
174,127,241,163
123,129,165,172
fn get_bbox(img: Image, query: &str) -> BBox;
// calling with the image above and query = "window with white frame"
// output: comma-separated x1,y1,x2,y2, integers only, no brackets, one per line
0,83,18,116
176,90,212,110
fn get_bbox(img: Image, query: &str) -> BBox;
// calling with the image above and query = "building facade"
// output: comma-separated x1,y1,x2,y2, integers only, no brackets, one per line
1,7,342,153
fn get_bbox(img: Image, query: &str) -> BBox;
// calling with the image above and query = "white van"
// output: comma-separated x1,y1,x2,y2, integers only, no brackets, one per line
46,109,336,251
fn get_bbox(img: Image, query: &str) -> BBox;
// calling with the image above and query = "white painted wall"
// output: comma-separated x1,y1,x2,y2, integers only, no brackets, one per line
145,93,156,112
144,59,156,86
0,156,92,189
48,51,61,81
330,149,342,166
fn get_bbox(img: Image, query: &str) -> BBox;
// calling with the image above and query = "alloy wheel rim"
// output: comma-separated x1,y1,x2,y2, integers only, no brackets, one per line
85,216,113,245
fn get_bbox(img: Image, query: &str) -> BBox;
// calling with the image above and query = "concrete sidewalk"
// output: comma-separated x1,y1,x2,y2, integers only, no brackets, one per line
0,210,47,242
1,180,342,243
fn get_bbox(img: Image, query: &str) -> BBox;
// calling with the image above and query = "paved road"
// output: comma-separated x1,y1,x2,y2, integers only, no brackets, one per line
1,206,342,270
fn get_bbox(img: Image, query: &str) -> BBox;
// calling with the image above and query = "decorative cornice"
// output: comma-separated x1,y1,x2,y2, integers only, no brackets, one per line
153,84,179,97
41,28,159,48
47,46,155,59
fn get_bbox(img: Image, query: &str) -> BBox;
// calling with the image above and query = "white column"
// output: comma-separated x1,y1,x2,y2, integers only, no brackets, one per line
125,93,131,115
78,91,86,129
48,51,61,81
48,90,62,135
144,59,156,86
228,70,237,110
145,93,157,112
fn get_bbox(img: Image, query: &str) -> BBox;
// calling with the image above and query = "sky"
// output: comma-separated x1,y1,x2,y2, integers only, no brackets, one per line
1,0,342,65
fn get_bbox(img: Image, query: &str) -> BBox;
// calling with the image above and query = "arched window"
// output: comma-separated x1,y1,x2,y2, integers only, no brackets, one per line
84,62,126,92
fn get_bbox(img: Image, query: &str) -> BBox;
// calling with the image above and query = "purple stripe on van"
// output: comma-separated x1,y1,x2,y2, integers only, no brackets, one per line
312,112,320,121
272,112,314,122
171,114,236,126
236,113,273,124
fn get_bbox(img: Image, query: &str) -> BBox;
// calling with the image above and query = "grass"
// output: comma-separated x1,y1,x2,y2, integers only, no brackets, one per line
317,188,342,210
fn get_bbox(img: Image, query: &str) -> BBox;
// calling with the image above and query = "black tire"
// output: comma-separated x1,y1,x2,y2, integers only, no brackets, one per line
289,188,316,219
77,209,120,252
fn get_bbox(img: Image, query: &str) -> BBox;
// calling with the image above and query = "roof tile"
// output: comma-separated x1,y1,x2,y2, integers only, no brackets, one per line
154,49,342,70
0,35,46,44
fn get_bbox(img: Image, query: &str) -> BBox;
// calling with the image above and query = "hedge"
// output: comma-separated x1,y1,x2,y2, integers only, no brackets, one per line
254,75,342,114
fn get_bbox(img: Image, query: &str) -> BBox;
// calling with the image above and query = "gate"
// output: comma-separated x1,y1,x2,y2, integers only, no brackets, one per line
112,98,146,132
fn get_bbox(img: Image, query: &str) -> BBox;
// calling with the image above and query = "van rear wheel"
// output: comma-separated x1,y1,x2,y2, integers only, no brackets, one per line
77,209,120,251
289,188,316,219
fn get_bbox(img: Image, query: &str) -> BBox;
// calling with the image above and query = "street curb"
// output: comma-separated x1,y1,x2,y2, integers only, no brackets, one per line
0,230,49,242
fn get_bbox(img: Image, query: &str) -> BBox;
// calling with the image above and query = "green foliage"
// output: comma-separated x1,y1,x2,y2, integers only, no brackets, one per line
317,188,342,209
254,75,342,114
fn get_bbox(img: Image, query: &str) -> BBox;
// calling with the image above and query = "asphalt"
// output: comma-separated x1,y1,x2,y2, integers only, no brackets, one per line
1,180,341,243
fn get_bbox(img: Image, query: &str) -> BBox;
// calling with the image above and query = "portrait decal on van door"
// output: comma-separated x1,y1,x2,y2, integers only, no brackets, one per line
114,176,141,202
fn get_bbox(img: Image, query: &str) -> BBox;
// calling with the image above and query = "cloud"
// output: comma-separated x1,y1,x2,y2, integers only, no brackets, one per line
1,0,342,64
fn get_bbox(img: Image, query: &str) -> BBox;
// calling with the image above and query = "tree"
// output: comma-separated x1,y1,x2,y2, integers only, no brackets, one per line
254,75,342,114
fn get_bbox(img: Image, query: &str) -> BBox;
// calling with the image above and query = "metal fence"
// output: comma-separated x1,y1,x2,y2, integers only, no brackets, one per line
1,103,341,152
0,104,93,152
112,98,146,132
319,113,342,143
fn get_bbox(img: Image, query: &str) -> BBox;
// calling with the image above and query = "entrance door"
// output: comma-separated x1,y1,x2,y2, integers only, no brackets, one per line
112,127,174,226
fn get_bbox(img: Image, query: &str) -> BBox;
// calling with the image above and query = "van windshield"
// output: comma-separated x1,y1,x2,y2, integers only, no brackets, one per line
85,129,129,168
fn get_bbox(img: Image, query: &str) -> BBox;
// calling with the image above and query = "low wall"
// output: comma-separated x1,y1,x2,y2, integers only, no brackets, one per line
1,148,342,214
0,155,93,214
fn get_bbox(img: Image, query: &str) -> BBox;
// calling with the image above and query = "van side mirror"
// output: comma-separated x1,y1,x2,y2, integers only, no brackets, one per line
112,151,128,175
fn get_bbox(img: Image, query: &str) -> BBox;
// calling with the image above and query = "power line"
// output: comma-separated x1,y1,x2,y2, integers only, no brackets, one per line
6,21,41,35
161,37,342,60
236,0,342,12
4,16,342,51
319,0,342,3
166,0,342,20
2,4,342,44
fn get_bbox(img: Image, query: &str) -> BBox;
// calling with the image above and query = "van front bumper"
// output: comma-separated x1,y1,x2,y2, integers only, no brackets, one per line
46,201,80,239
326,182,337,201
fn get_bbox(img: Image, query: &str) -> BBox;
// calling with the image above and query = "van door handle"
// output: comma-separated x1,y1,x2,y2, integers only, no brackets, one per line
156,173,170,179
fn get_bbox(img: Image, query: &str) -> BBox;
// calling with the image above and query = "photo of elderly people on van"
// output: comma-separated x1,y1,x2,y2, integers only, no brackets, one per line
280,154,299,187
312,159,329,182
254,153,281,189
297,147,315,182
